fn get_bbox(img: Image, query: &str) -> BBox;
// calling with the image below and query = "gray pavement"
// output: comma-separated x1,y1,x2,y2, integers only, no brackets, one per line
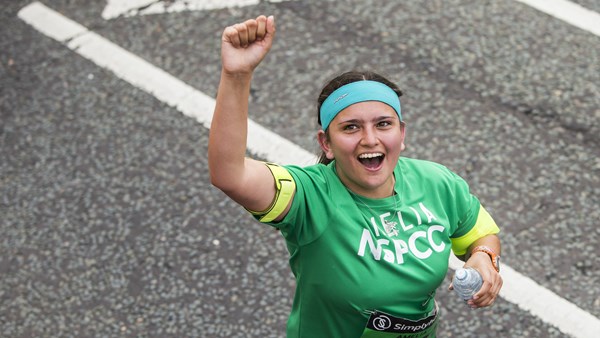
1,0,599,337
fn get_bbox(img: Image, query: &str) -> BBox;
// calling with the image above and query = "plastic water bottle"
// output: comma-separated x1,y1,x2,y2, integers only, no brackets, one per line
453,268,483,301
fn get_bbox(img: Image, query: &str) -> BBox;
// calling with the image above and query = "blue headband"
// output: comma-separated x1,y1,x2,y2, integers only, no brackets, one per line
319,80,402,130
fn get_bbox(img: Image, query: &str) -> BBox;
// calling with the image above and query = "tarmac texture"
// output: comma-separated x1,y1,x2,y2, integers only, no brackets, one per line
1,0,599,337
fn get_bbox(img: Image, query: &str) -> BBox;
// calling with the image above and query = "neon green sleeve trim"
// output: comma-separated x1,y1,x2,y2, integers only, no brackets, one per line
246,162,295,223
451,206,500,256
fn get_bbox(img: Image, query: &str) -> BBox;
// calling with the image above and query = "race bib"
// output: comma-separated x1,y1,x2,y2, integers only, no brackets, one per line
359,309,438,338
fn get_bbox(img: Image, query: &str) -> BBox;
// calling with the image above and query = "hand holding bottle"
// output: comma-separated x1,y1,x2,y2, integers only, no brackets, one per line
452,268,483,302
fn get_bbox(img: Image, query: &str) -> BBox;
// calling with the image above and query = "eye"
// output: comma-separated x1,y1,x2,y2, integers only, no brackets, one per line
377,120,393,128
343,124,359,131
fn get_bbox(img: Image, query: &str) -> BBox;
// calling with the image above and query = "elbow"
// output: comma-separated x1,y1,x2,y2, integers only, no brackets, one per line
209,171,219,188
209,166,238,194
208,152,230,191
209,167,226,190
207,151,246,194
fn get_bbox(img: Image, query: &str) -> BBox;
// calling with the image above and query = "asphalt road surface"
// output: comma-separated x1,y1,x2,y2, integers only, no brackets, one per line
1,0,599,337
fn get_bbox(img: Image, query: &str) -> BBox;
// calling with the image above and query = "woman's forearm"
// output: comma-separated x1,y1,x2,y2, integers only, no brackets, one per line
208,71,253,192
208,15,275,196
467,234,501,259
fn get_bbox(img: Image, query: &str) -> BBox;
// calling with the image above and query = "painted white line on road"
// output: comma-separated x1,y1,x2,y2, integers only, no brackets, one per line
18,2,600,337
102,0,293,20
449,255,600,337
101,0,600,38
19,2,315,167
516,0,600,36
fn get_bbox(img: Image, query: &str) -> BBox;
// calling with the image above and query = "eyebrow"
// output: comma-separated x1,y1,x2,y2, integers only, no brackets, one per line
337,115,397,125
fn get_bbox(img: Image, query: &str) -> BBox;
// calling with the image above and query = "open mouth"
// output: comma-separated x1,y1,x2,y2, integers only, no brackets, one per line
358,152,384,170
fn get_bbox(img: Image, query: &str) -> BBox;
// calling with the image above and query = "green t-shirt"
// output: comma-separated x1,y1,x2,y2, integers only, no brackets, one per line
268,157,480,338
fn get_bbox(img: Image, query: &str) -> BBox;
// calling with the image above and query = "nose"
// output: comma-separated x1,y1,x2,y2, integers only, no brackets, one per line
360,127,379,147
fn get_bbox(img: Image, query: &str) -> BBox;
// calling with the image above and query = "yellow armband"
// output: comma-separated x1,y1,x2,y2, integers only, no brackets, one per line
246,162,295,223
451,206,500,256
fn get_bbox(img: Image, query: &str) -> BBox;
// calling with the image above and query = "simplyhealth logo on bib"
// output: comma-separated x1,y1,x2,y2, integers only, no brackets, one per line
357,202,446,265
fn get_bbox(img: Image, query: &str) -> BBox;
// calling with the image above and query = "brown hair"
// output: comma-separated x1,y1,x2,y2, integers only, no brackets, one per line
316,71,403,164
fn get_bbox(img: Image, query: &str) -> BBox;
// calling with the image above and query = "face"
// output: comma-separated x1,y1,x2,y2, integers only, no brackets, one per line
318,101,406,198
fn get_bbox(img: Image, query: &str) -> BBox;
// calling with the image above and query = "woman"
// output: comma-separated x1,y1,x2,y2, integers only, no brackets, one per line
208,15,503,338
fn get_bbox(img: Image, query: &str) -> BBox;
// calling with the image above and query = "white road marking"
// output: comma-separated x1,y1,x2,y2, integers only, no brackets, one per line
101,0,600,39
102,0,292,20
515,0,600,37
449,256,600,337
18,2,600,337
20,2,314,166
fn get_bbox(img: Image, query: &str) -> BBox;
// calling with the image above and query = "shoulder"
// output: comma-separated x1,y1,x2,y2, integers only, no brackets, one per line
283,162,351,200
283,163,331,181
398,157,472,195
399,157,458,180
283,162,340,184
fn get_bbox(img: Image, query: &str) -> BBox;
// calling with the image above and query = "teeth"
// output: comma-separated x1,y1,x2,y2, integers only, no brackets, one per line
358,153,383,159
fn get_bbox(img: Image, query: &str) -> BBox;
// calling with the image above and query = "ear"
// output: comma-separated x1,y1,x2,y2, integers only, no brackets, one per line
317,130,335,160
399,122,407,152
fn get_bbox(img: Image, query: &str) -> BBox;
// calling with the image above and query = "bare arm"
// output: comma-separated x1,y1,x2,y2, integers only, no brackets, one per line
208,16,281,213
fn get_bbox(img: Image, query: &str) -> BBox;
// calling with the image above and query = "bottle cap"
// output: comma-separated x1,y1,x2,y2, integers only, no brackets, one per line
455,268,468,280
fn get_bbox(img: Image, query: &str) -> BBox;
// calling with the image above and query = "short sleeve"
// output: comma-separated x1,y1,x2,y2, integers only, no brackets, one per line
448,171,481,239
259,164,336,247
